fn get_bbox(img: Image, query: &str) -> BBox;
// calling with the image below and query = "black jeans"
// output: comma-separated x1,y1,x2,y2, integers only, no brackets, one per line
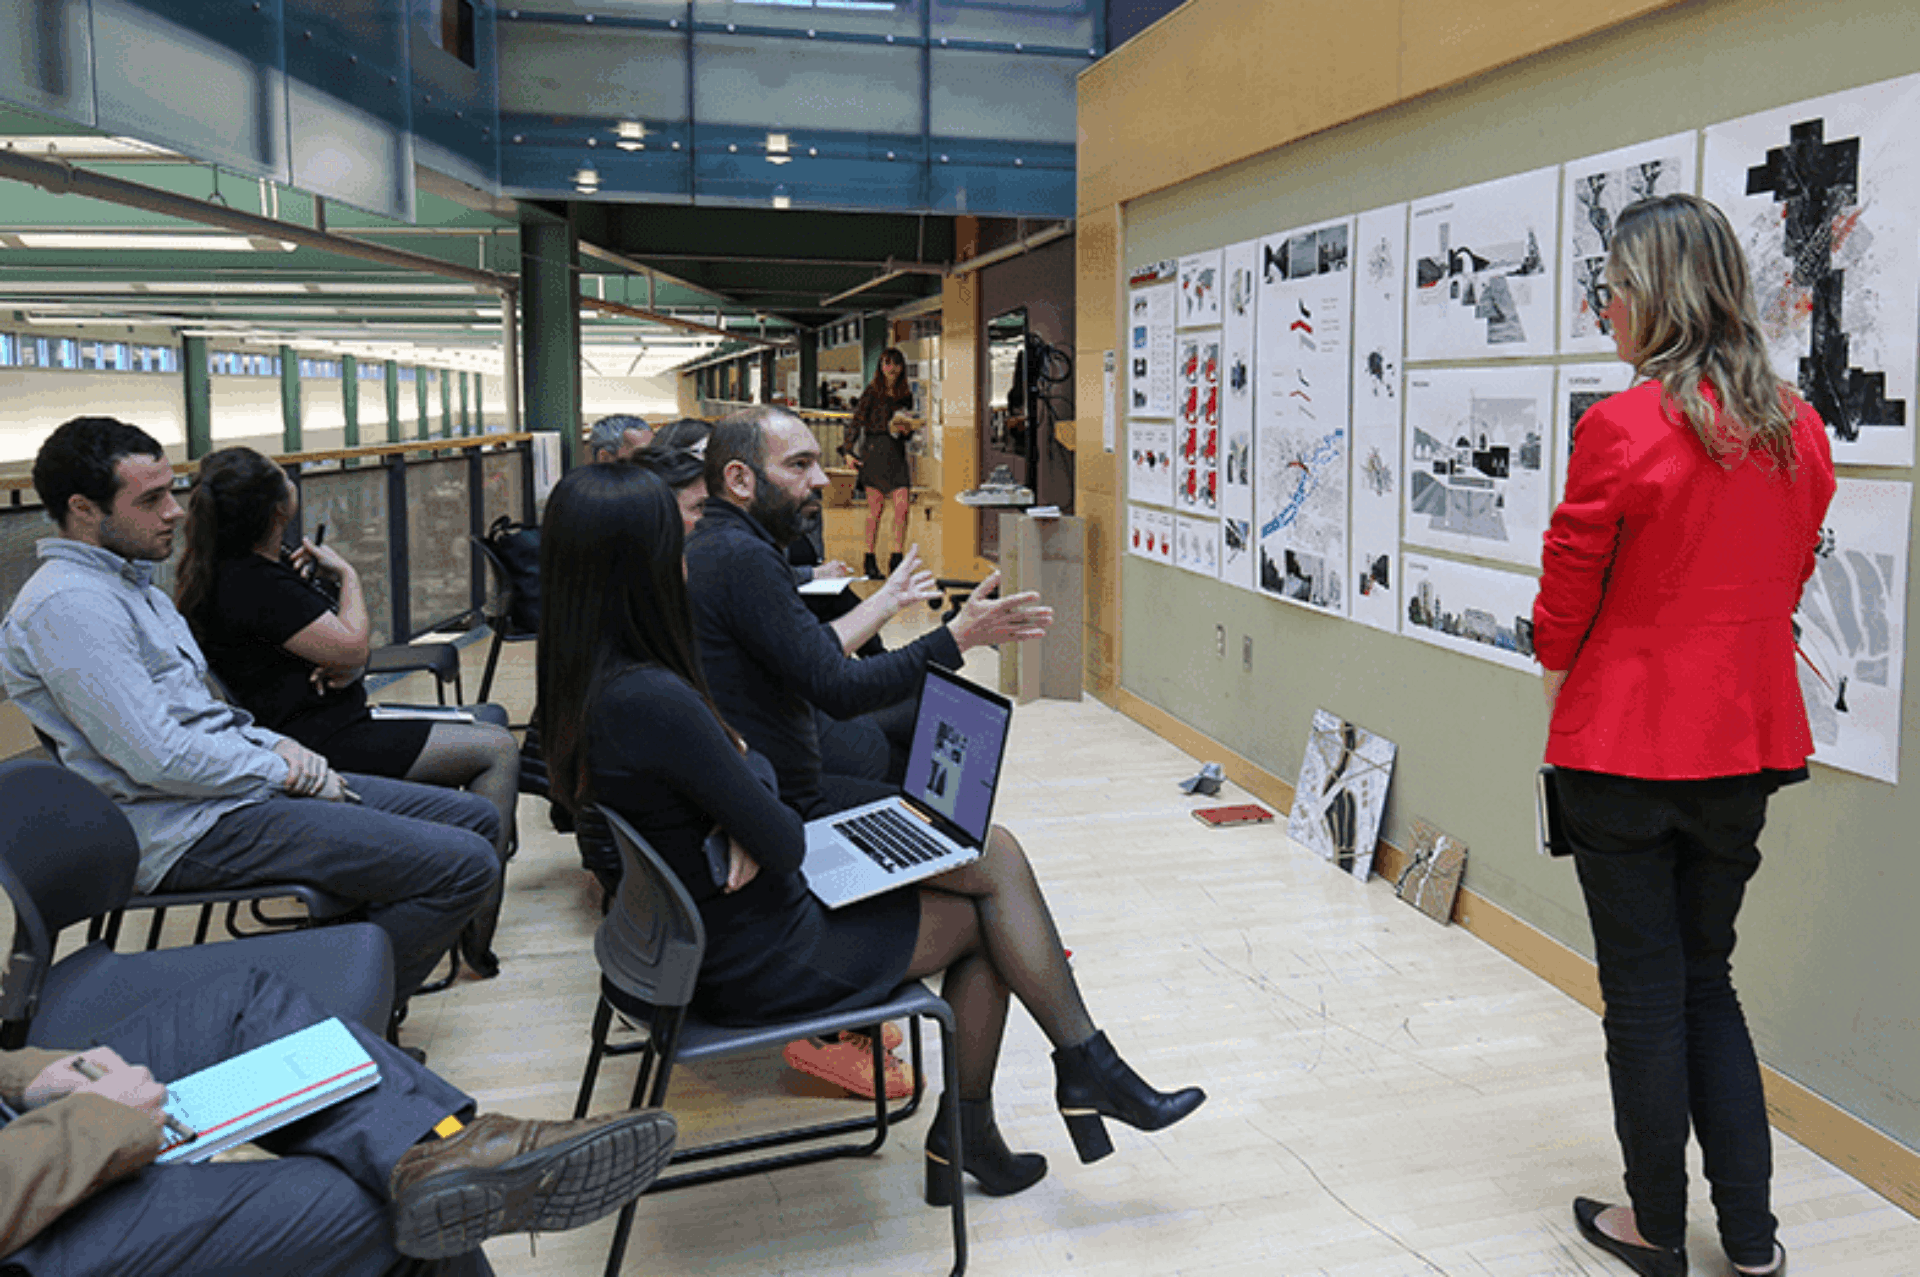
1559,768,1778,1267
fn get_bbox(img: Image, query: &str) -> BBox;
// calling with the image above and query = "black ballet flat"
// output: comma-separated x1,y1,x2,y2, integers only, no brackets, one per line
1733,1243,1787,1277
1572,1198,1686,1277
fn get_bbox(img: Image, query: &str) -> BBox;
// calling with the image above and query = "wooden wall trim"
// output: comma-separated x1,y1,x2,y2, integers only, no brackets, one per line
1104,686,1920,1217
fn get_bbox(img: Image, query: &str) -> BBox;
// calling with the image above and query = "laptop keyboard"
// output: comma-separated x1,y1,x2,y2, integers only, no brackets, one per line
835,806,955,873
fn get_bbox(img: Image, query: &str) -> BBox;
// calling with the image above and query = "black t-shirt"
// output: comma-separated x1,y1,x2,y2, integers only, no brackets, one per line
195,555,368,748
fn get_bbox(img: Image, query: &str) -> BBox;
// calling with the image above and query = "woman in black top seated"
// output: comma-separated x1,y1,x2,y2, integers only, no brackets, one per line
537,463,1204,1206
176,446,520,975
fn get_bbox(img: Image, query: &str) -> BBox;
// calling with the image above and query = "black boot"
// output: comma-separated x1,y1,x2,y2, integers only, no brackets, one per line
888,551,903,574
863,552,882,580
924,1094,1047,1206
1051,1031,1205,1163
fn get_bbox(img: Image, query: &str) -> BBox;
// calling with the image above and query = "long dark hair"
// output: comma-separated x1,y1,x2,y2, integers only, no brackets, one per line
176,446,291,631
863,345,909,402
536,463,731,813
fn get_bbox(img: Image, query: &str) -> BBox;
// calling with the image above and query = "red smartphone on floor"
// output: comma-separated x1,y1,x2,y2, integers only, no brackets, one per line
1192,803,1274,828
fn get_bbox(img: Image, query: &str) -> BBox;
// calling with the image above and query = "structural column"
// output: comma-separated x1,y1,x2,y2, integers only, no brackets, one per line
862,313,887,385
279,345,302,453
342,354,360,449
520,212,582,467
182,335,211,459
416,366,430,440
440,366,453,437
799,327,820,409
384,359,401,443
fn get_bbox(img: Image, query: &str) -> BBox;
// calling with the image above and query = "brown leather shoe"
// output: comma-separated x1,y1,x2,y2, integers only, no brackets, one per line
388,1109,676,1260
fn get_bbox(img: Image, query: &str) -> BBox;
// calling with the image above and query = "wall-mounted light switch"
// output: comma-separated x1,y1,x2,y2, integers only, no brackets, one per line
1242,635,1253,672
1215,624,1226,657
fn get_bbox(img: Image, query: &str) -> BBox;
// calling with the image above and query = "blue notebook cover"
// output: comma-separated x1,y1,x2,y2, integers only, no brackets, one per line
156,1017,380,1163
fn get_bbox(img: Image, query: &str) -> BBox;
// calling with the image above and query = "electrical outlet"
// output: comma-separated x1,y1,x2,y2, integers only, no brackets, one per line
1242,635,1253,672
1214,624,1225,657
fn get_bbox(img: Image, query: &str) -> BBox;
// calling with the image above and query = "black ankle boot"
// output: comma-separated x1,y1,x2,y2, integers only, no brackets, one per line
889,551,903,574
1051,1031,1205,1163
924,1094,1047,1206
863,552,882,580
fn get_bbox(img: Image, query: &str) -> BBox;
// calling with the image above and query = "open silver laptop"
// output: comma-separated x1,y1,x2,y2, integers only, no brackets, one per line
803,666,1014,909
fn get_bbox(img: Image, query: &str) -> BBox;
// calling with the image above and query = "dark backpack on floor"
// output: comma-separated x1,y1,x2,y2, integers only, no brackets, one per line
483,515,541,636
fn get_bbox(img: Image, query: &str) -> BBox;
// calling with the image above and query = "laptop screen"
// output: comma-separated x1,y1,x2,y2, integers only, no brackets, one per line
902,667,1012,846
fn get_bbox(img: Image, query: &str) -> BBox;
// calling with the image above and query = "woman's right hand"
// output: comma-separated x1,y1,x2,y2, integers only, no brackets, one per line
725,838,761,893
289,537,352,582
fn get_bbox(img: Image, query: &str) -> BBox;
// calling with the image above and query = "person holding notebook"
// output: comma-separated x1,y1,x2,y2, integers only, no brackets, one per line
0,966,676,1275
536,463,1205,1210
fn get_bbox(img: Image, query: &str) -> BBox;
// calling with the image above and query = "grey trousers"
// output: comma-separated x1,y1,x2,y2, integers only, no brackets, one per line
161,776,499,1003
1,968,490,1277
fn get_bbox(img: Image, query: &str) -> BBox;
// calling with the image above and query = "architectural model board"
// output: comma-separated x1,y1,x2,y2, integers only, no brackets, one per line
1403,553,1540,674
1704,74,1920,467
1255,217,1354,615
1175,333,1221,515
1220,238,1260,592
1560,133,1697,356
1350,203,1408,633
1404,366,1555,570
1408,167,1560,361
1552,364,1635,505
1127,261,1178,418
1287,708,1397,882
1795,477,1911,784
1178,249,1223,329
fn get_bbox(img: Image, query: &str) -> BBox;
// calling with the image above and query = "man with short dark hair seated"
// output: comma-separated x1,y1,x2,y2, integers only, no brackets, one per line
0,964,674,1275
0,418,499,1012
685,405,1052,819
587,415,652,464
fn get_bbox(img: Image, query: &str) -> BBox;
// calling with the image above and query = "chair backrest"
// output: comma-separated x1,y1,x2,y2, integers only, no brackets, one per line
0,760,139,1030
476,517,541,635
593,806,705,1013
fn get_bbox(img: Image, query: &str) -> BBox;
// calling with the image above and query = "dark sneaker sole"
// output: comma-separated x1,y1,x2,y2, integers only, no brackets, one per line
392,1110,677,1260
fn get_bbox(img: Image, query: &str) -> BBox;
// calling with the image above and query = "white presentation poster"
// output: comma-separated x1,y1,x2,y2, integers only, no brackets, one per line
1127,261,1179,418
1255,216,1354,615
1351,203,1408,633
1402,554,1541,674
1704,74,1920,467
1797,478,1911,784
1404,365,1555,570
1174,333,1221,515
1178,249,1224,329
1127,503,1175,565
1175,514,1221,577
1220,238,1260,592
1560,132,1697,356
1127,420,1175,508
1408,166,1560,362
1552,363,1635,505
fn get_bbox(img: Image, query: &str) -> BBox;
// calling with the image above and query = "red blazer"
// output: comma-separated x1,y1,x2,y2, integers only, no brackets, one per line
1533,380,1835,779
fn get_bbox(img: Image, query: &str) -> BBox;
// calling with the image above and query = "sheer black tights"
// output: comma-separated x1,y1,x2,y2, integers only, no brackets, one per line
904,825,1094,1099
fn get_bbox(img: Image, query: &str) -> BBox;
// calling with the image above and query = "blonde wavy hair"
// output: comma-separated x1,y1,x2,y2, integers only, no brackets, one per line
1606,193,1799,472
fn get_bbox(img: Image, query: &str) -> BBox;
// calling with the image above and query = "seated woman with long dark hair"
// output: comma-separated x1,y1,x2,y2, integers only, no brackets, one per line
176,445,520,975
537,463,1203,1206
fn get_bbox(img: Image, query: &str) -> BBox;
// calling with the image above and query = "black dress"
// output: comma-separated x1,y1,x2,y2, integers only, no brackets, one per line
846,383,915,495
587,664,918,1026
195,555,431,776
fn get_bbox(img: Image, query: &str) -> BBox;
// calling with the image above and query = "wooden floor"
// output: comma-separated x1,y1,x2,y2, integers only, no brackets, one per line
285,623,1920,1274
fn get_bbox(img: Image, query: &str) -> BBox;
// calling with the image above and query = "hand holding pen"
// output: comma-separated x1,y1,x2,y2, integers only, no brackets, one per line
69,1056,200,1148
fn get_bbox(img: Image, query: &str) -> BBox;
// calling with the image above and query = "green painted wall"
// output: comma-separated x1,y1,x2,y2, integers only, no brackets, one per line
1120,0,1920,1152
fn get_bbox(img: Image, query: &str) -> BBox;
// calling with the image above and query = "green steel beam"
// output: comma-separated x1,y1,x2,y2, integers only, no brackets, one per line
342,355,360,449
182,335,211,460
279,346,302,451
384,360,401,443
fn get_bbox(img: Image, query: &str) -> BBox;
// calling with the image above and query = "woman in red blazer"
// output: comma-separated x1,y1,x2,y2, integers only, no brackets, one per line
1534,194,1833,1277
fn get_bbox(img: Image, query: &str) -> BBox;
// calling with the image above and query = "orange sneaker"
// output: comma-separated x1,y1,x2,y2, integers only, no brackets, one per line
783,1031,912,1100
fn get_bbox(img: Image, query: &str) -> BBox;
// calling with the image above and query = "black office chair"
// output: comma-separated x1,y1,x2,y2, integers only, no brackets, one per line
0,759,394,1049
574,809,966,1277
470,535,539,708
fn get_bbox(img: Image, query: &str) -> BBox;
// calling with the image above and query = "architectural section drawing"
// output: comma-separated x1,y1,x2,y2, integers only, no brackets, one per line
1127,261,1178,417
1795,478,1910,784
1287,708,1397,882
1562,133,1697,355
1403,554,1539,674
1175,335,1221,515
1178,249,1223,328
1704,73,1920,466
1127,420,1174,508
1409,166,1559,361
1256,218,1354,616
1220,238,1260,592
1404,366,1554,569
1175,514,1220,578
1127,503,1174,565
1351,203,1408,634
1552,364,1634,505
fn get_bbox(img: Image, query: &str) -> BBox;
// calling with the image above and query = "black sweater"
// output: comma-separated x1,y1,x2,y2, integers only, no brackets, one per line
684,499,961,813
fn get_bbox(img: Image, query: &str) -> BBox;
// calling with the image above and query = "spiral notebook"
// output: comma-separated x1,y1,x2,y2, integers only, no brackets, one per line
155,1017,381,1164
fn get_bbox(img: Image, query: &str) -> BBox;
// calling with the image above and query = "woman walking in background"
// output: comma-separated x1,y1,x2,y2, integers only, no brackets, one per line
842,346,918,579
1533,194,1832,1277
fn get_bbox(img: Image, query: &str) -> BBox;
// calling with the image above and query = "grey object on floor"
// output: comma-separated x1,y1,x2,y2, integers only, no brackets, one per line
1179,762,1225,796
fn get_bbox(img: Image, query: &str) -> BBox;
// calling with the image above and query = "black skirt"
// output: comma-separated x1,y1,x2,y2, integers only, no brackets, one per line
308,714,435,778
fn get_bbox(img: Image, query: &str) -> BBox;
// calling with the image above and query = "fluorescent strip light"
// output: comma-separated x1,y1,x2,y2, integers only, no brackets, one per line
11,232,297,252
